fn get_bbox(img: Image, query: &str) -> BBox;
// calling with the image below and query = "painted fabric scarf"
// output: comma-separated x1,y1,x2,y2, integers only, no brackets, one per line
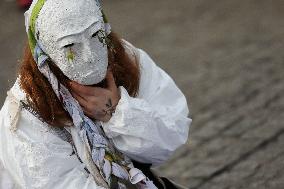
26,0,157,188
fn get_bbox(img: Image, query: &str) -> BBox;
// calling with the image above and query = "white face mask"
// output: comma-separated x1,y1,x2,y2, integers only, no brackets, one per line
35,0,109,85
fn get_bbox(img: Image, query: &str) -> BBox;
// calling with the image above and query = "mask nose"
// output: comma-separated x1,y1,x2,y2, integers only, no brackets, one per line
82,41,94,63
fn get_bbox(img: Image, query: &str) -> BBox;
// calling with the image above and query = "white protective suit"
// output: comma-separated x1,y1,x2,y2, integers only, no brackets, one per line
0,41,192,189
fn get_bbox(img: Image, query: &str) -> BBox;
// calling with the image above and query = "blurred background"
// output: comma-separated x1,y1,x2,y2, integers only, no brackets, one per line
1,0,284,188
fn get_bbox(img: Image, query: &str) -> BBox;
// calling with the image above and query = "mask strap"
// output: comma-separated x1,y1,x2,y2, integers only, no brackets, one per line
28,0,46,58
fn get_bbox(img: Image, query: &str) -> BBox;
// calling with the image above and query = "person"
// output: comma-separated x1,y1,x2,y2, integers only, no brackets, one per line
17,0,32,9
0,0,192,188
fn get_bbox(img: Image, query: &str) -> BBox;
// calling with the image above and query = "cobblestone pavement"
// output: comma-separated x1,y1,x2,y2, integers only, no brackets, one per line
1,0,284,188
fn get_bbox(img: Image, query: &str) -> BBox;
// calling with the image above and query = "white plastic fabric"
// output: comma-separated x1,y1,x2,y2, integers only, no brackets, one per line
0,162,18,189
102,42,191,166
0,41,191,188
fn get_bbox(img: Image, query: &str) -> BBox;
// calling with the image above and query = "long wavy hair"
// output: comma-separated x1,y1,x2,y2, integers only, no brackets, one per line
19,33,140,127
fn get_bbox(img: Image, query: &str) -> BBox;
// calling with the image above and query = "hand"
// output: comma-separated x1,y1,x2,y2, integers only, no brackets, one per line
69,69,120,122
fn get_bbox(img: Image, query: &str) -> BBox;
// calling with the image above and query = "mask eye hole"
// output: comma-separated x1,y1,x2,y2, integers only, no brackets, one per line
63,43,74,48
92,30,107,45
92,31,100,38
92,30,105,38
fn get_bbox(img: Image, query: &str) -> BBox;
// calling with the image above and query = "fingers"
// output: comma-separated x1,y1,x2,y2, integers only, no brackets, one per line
72,91,106,119
69,81,95,96
83,108,110,122
71,92,89,108
105,69,117,91
70,89,87,101
82,109,95,119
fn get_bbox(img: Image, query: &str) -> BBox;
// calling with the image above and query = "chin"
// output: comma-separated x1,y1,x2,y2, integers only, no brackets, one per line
93,78,107,88
78,78,107,88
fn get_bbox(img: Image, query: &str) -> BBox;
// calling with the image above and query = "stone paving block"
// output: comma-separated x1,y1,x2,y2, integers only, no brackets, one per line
182,162,222,179
241,114,284,140
221,117,264,137
267,167,284,189
198,181,230,189
186,178,204,189
206,133,284,189
193,114,240,140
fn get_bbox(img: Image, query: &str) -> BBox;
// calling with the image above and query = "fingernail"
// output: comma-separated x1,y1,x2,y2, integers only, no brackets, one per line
69,81,74,87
